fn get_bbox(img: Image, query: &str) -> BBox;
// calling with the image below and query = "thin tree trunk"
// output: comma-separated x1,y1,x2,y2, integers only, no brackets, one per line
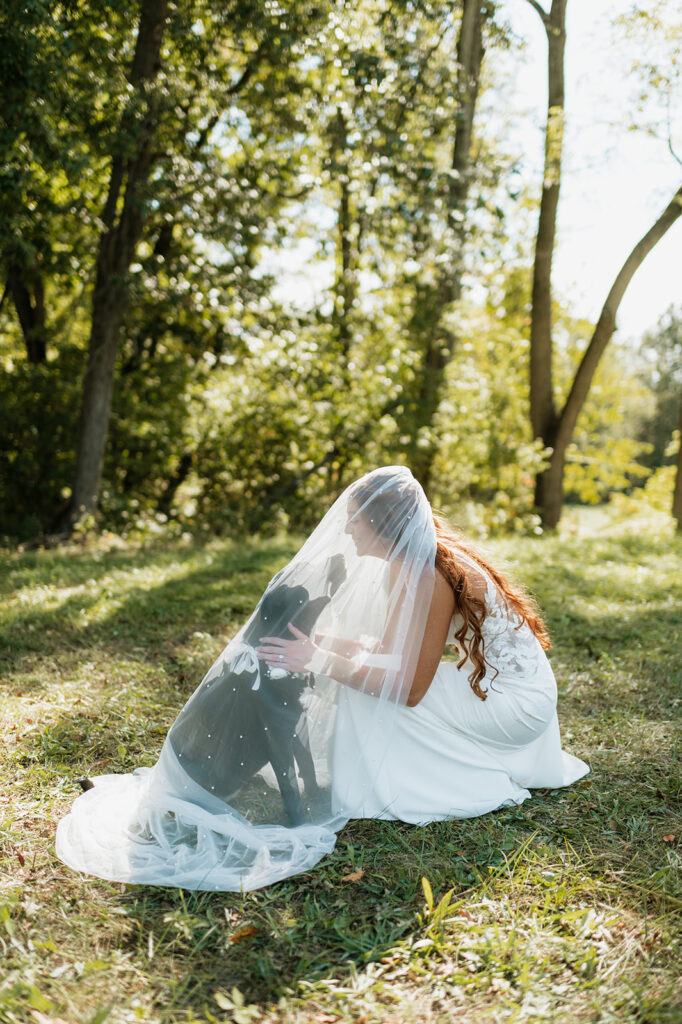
523,0,566,524
64,0,168,528
332,107,355,377
7,263,47,364
672,389,682,531
528,0,565,446
407,0,487,491
538,183,682,528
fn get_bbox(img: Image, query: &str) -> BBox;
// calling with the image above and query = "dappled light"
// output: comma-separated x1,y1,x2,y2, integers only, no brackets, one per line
2,509,681,1022
1,0,681,1020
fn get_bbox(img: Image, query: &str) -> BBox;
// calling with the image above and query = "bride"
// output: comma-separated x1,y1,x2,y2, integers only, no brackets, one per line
56,466,588,891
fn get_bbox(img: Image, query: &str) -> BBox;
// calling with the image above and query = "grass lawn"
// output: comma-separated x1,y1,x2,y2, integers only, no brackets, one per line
1,506,681,1024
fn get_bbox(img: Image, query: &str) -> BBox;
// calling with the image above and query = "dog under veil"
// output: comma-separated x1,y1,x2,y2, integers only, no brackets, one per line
56,467,437,891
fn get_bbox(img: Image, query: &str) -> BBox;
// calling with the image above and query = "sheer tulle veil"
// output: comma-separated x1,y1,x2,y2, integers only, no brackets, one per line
56,466,437,890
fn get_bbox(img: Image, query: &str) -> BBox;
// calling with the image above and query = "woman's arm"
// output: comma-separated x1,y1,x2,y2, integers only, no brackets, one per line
256,570,455,706
256,627,399,697
311,632,366,659
404,569,455,706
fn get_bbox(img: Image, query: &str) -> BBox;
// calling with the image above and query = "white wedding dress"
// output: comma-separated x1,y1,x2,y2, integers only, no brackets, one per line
331,581,588,822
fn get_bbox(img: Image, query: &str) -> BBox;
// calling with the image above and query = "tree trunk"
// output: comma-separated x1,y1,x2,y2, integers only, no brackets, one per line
525,0,566,519
528,0,566,444
526,0,682,528
64,0,168,528
331,107,355,377
406,0,487,491
534,446,564,530
673,390,682,532
7,263,47,364
535,182,682,526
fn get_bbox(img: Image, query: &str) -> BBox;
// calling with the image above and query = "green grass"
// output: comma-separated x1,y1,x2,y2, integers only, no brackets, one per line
1,507,681,1024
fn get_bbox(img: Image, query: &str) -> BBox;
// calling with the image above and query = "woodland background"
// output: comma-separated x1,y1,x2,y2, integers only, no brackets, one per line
1,6,682,1024
0,0,681,542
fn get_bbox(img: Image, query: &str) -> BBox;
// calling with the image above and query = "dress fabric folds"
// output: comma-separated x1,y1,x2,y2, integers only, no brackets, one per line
331,589,588,824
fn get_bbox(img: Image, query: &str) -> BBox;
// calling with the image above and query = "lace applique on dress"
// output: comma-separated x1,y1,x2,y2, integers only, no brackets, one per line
481,581,544,681
445,551,544,685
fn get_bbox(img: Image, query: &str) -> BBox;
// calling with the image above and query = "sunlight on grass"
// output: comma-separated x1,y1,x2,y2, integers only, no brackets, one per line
1,510,681,1024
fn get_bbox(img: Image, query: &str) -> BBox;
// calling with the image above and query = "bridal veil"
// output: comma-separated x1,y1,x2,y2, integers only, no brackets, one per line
56,466,437,890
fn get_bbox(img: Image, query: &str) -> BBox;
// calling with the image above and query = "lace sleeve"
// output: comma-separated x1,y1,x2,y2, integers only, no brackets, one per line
481,582,546,681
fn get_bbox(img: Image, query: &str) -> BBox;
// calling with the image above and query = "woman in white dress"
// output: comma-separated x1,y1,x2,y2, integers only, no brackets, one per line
257,477,587,825
56,467,587,892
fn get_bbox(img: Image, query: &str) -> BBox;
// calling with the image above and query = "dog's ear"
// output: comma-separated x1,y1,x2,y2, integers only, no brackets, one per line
327,554,347,595
255,584,311,638
292,595,330,635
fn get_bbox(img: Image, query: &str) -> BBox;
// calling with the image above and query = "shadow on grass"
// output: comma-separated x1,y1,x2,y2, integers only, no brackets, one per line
5,526,682,1020
547,603,682,721
92,810,546,1010
0,538,295,672
75,763,680,1022
26,594,680,791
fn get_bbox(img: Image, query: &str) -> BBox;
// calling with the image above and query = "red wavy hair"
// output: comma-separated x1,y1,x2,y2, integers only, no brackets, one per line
433,515,550,700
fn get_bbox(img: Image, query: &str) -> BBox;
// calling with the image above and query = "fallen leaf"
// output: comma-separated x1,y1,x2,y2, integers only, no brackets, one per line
229,924,259,944
662,834,675,843
340,869,365,883
31,1012,71,1024
15,849,25,867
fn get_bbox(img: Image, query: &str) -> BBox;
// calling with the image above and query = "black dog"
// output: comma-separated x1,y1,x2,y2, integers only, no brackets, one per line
167,555,346,825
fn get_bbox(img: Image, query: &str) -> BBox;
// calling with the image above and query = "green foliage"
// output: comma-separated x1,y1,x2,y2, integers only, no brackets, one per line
610,447,678,519
0,0,333,539
430,307,548,535
0,0,675,542
0,347,82,539
635,305,682,470
188,309,414,533
555,326,654,506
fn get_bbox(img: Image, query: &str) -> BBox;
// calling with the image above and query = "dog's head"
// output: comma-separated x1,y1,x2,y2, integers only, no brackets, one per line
243,584,329,645
243,555,347,647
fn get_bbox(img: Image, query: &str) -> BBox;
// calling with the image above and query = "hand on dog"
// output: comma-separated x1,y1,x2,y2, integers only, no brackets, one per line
257,623,318,673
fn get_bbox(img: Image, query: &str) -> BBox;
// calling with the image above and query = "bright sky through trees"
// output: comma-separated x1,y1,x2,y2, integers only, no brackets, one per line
270,0,681,342
504,0,682,341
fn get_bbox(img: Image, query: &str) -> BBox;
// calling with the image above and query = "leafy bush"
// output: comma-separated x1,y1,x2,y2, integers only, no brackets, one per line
0,347,81,540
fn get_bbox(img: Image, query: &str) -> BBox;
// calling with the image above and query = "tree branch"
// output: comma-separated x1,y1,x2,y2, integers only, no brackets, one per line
668,134,682,169
523,0,549,25
557,182,682,451
667,92,682,168
226,37,269,95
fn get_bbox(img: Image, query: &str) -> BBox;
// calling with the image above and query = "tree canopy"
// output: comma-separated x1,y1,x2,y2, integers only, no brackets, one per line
1,0,680,542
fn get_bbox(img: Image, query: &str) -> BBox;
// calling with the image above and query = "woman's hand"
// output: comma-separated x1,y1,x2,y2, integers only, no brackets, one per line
256,623,318,673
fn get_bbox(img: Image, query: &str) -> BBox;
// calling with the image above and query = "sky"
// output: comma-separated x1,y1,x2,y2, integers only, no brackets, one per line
499,0,682,343
269,0,681,345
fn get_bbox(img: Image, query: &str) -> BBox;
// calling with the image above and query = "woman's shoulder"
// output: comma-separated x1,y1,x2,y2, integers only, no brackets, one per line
434,567,456,606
